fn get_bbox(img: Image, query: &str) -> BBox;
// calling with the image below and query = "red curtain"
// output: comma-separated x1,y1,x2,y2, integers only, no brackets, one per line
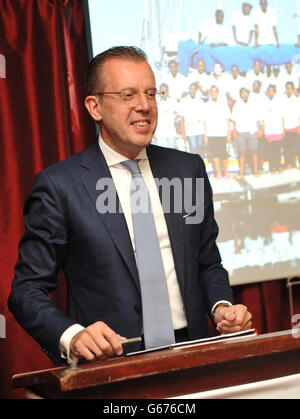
0,0,96,398
1,0,300,400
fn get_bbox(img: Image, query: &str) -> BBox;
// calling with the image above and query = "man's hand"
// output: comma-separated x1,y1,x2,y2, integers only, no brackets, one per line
214,304,252,334
70,321,126,362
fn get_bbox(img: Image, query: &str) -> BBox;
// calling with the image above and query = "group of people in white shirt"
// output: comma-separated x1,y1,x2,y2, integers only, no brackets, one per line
154,57,300,179
199,0,281,48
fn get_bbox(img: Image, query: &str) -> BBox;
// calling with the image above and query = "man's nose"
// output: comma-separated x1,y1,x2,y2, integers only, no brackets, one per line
134,92,151,111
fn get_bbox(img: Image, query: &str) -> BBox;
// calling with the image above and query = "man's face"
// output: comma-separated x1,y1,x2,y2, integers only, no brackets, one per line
94,59,158,158
241,88,249,102
197,59,205,73
260,0,267,12
214,63,223,76
160,84,169,99
273,67,280,78
253,80,262,93
216,10,224,24
231,66,239,79
266,86,275,99
286,63,292,74
169,61,178,76
210,86,219,100
286,84,294,97
189,84,197,98
254,61,262,74
242,4,251,15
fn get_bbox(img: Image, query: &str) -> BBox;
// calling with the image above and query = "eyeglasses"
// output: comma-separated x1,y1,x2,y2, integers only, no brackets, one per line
94,89,164,104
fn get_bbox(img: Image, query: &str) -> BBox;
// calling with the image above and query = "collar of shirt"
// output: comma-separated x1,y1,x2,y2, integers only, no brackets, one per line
98,134,148,168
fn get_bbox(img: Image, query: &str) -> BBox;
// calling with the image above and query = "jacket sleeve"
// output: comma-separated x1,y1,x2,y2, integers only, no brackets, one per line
196,156,234,315
8,170,77,362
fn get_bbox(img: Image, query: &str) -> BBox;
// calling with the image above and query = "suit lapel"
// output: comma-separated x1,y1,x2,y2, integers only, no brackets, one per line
78,142,186,296
147,146,186,296
79,142,140,291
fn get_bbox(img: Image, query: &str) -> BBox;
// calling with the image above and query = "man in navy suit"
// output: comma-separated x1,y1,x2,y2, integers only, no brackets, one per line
8,47,252,365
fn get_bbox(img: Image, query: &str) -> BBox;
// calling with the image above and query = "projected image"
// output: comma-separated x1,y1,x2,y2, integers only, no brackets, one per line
86,0,300,285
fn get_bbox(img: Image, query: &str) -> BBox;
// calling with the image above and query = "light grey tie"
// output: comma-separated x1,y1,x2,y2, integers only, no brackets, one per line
121,159,175,349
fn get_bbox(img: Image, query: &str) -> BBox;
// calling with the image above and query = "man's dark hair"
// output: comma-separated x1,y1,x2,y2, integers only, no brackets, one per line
85,46,148,95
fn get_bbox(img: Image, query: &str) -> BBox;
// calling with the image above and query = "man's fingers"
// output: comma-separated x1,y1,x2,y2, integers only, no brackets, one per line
224,308,236,322
100,325,124,356
86,327,114,357
71,332,101,361
70,321,125,362
217,319,253,334
216,304,252,333
235,305,251,325
215,306,237,325
222,305,248,325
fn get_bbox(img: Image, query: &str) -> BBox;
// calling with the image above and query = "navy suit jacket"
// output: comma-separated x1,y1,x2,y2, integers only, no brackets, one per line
8,141,233,362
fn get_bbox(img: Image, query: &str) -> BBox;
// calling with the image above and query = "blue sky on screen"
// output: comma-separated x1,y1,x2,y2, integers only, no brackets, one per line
88,0,299,57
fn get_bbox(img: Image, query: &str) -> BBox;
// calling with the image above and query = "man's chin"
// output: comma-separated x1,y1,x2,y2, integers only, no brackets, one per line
131,134,153,148
119,137,152,159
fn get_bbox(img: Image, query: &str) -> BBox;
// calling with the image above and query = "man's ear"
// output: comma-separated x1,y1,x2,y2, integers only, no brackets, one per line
85,96,103,122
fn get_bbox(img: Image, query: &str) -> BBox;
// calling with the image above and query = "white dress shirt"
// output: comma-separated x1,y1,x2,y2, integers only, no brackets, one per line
245,71,269,93
155,97,179,140
227,74,248,102
203,99,231,137
59,136,230,360
206,73,231,101
162,73,189,101
178,95,205,136
230,11,255,45
187,70,210,95
282,95,300,130
263,97,284,136
231,99,262,134
200,19,233,45
252,7,278,45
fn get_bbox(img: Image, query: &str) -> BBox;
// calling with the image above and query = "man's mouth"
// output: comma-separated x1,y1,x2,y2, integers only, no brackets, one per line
131,121,150,127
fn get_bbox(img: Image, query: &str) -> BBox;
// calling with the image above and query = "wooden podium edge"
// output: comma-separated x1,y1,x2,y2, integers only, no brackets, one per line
11,329,300,394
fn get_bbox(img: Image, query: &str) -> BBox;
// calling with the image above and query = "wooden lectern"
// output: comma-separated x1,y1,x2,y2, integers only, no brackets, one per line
12,329,300,399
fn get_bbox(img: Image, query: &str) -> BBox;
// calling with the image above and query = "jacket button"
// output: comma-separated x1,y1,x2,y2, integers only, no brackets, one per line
134,305,141,314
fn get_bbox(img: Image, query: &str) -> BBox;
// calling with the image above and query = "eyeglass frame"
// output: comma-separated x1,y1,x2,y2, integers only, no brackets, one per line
93,88,164,103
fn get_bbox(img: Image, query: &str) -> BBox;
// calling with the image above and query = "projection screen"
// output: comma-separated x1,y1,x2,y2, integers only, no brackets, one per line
84,0,300,285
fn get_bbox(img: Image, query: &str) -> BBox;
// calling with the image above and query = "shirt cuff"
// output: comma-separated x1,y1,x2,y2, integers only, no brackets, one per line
211,300,233,317
59,324,85,364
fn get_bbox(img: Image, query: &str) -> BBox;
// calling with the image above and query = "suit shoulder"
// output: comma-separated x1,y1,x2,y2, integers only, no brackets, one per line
36,142,96,181
148,144,205,170
149,143,201,159
43,150,84,176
